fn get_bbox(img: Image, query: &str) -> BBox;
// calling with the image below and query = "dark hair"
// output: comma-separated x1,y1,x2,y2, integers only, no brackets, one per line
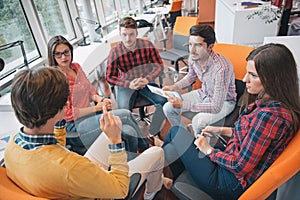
189,25,216,46
119,17,137,29
47,35,73,66
11,66,69,129
243,43,300,131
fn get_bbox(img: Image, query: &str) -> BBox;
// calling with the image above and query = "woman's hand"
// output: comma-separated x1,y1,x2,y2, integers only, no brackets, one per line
92,94,104,103
201,126,222,137
194,133,213,155
94,98,112,112
100,106,122,144
202,126,233,137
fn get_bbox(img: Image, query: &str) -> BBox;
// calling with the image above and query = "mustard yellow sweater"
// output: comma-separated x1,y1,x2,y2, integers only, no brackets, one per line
4,132,129,200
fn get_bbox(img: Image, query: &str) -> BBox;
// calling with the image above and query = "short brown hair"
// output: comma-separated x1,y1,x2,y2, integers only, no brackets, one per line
189,25,216,46
11,66,69,128
119,17,137,29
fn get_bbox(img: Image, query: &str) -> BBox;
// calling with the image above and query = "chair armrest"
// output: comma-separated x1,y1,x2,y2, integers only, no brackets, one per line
123,173,142,200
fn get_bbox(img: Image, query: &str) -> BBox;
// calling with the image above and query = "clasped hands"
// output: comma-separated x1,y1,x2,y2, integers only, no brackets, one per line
129,78,149,90
92,94,112,112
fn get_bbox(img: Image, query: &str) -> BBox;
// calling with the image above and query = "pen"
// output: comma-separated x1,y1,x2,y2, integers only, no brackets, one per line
215,134,227,147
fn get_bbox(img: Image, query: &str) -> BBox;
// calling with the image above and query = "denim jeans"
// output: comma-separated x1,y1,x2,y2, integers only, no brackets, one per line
117,83,167,135
163,126,244,200
66,109,148,156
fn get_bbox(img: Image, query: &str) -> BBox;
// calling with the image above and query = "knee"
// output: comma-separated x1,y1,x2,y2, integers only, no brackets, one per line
149,146,164,155
165,126,182,141
112,108,131,117
122,125,137,137
117,101,130,109
119,108,131,116
192,115,208,134
163,102,173,115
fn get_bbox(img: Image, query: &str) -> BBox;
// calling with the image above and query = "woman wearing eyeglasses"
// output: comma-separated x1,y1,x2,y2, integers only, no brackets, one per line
47,35,149,158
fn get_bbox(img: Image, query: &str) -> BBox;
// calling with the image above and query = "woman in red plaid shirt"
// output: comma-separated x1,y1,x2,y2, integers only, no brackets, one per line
161,43,300,199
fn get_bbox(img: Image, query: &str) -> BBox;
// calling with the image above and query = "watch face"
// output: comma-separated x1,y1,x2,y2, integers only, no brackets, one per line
206,148,212,155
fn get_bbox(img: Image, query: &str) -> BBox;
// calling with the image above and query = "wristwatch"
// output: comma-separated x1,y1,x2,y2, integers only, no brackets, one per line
206,147,213,156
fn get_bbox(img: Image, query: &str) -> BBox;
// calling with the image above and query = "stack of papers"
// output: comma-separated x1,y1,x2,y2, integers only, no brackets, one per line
147,85,183,100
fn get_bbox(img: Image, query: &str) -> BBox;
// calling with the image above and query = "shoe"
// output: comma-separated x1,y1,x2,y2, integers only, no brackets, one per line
144,191,158,200
147,135,164,147
146,135,155,146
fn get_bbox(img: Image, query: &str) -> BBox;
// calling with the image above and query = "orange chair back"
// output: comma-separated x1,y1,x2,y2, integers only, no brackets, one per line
239,129,300,199
110,41,121,48
173,16,198,36
169,0,183,12
192,43,253,90
213,43,254,80
0,167,48,200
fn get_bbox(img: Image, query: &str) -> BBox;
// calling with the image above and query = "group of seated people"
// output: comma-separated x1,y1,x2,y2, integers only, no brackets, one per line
4,16,300,199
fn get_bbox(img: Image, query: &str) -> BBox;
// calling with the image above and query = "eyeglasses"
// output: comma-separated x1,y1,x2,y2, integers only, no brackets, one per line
54,49,70,58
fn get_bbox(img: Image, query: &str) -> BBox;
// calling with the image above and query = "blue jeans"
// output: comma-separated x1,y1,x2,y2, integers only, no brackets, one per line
117,83,167,135
163,126,244,200
66,109,148,155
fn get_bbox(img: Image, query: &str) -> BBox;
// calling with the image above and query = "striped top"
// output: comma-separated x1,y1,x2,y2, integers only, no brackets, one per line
175,51,236,113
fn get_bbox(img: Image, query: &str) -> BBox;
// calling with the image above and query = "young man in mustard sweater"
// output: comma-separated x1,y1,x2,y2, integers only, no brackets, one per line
4,66,163,199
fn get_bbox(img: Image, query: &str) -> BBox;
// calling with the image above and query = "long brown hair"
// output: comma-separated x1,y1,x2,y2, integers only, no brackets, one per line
242,43,300,131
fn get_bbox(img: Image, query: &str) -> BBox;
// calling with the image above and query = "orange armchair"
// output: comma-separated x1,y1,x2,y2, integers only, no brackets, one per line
239,128,300,200
0,167,48,200
171,128,300,200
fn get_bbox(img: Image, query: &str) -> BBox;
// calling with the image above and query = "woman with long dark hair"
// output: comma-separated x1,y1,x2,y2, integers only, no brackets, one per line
47,35,149,156
161,43,300,199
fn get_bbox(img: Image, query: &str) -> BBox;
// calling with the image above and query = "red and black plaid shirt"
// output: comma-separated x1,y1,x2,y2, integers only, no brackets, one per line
106,38,164,88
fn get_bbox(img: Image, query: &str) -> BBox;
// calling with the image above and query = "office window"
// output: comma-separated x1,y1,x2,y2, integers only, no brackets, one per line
102,0,117,22
75,0,98,35
0,0,39,79
120,0,130,11
33,0,75,41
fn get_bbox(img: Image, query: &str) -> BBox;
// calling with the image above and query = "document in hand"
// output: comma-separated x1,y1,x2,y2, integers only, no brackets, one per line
147,85,183,100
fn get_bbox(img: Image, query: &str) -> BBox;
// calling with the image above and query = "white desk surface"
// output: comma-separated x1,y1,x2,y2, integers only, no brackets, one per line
147,5,171,15
220,0,274,13
215,0,278,45
0,92,21,138
264,35,300,95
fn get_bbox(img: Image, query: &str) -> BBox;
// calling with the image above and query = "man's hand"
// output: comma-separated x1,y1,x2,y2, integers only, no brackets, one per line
100,106,122,144
129,78,149,90
162,84,177,91
129,79,139,90
168,97,182,108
